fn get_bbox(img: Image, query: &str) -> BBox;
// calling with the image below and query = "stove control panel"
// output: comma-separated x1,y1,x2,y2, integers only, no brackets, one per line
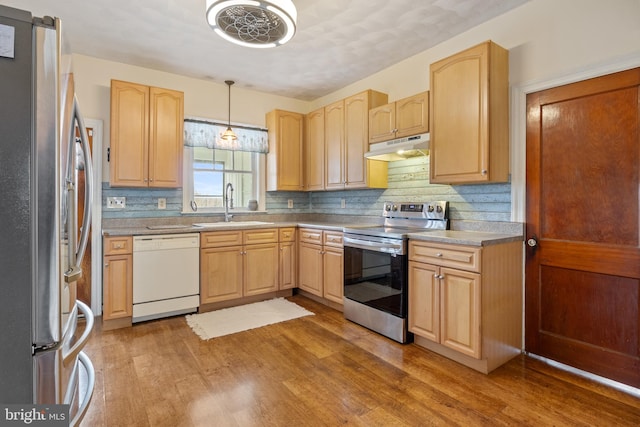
383,201,448,220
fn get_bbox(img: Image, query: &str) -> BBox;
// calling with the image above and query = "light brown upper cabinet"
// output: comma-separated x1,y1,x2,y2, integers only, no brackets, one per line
266,109,304,191
304,107,325,191
369,91,429,144
109,79,184,187
325,90,389,190
429,41,509,184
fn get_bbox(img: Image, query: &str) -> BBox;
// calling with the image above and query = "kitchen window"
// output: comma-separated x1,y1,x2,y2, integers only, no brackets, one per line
182,119,267,213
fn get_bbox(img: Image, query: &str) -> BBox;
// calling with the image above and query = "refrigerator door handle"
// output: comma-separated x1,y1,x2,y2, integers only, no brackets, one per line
62,300,94,366
69,351,95,427
73,95,93,267
63,95,93,283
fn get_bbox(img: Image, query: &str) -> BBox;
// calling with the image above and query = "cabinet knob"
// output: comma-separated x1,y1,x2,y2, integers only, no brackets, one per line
435,252,443,257
104,263,109,267
481,170,487,175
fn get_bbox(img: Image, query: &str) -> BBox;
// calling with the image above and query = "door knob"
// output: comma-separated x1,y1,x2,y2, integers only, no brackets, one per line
527,237,538,247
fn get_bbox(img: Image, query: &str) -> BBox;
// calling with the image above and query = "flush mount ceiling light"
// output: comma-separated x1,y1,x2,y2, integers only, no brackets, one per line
205,0,297,48
221,80,237,141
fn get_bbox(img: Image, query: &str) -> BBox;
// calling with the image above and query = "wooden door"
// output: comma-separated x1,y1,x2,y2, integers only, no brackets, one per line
395,91,429,138
440,267,481,359
408,261,439,342
200,246,243,303
368,103,395,144
305,108,325,191
267,110,304,191
110,80,149,187
298,241,323,296
279,241,296,290
323,246,344,304
525,68,640,388
324,100,344,190
148,86,183,188
102,254,133,320
244,243,279,296
344,92,368,188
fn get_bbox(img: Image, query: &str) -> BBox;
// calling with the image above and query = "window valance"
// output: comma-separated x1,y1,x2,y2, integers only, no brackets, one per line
183,118,269,153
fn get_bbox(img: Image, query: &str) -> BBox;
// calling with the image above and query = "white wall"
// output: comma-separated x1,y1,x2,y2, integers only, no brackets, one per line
73,0,640,184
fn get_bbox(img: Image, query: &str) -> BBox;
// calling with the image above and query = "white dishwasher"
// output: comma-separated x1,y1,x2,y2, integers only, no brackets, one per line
133,233,200,322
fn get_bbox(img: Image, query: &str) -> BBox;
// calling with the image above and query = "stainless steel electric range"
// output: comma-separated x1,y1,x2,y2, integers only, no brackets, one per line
342,201,449,343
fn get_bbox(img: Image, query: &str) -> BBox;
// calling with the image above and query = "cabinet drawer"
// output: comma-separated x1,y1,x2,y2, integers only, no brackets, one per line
243,228,278,245
409,241,481,273
279,227,296,242
104,236,132,255
299,228,323,244
201,231,243,248
323,231,343,248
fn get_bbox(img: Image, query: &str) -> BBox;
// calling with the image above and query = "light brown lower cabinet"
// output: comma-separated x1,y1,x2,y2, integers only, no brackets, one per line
279,228,297,290
298,228,344,305
408,239,522,373
200,229,280,304
102,236,133,323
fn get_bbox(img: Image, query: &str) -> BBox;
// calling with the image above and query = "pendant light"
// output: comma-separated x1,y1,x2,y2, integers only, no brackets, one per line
221,80,237,142
205,0,297,48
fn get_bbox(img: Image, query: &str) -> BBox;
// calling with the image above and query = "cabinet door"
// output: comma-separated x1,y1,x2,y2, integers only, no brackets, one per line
395,91,429,138
200,246,243,303
344,92,369,188
149,87,184,188
323,246,344,304
368,103,396,144
430,41,508,184
279,240,297,290
305,108,325,191
345,90,388,189
110,80,149,187
298,241,323,296
103,254,133,320
266,110,304,191
440,267,481,359
324,100,344,190
408,261,439,342
244,243,279,296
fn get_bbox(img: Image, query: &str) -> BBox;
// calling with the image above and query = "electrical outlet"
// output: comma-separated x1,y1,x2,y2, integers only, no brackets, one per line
341,198,346,208
158,198,166,209
107,197,126,209
287,199,293,209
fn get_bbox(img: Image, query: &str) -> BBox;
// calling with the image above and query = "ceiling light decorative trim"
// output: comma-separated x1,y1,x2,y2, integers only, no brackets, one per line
205,0,297,48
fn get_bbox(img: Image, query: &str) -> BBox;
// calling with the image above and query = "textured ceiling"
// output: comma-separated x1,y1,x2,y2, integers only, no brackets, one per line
3,0,528,100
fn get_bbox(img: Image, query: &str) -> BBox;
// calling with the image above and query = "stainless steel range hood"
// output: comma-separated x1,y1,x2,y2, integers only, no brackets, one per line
364,133,429,161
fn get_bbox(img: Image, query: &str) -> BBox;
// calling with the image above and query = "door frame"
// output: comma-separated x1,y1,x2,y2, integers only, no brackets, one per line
510,54,640,395
85,118,103,316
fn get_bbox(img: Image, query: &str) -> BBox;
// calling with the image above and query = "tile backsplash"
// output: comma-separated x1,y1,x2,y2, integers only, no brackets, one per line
102,156,511,222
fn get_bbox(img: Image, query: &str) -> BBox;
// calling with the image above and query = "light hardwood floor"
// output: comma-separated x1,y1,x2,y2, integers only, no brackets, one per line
82,295,640,426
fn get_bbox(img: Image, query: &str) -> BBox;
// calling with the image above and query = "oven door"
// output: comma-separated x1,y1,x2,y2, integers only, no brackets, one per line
343,241,408,319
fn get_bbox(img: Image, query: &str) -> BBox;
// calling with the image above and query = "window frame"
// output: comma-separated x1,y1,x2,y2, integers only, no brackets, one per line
182,147,266,214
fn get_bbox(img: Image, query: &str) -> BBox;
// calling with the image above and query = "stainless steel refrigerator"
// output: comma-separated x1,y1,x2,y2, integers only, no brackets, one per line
0,5,95,425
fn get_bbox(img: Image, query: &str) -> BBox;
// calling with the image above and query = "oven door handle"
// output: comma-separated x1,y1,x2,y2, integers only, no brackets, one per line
343,236,403,254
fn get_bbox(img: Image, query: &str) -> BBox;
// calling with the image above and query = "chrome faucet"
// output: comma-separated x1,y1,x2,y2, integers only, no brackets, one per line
224,183,234,222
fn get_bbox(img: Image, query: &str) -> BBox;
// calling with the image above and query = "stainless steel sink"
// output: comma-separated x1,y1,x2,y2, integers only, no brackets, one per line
192,221,274,228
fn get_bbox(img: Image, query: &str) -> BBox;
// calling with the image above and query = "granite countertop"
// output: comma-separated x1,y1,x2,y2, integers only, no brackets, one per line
103,221,346,236
408,230,523,247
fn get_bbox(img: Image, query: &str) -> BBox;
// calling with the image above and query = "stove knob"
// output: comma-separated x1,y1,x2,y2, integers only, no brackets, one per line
385,204,392,211
427,205,434,212
392,204,398,211
436,205,443,213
